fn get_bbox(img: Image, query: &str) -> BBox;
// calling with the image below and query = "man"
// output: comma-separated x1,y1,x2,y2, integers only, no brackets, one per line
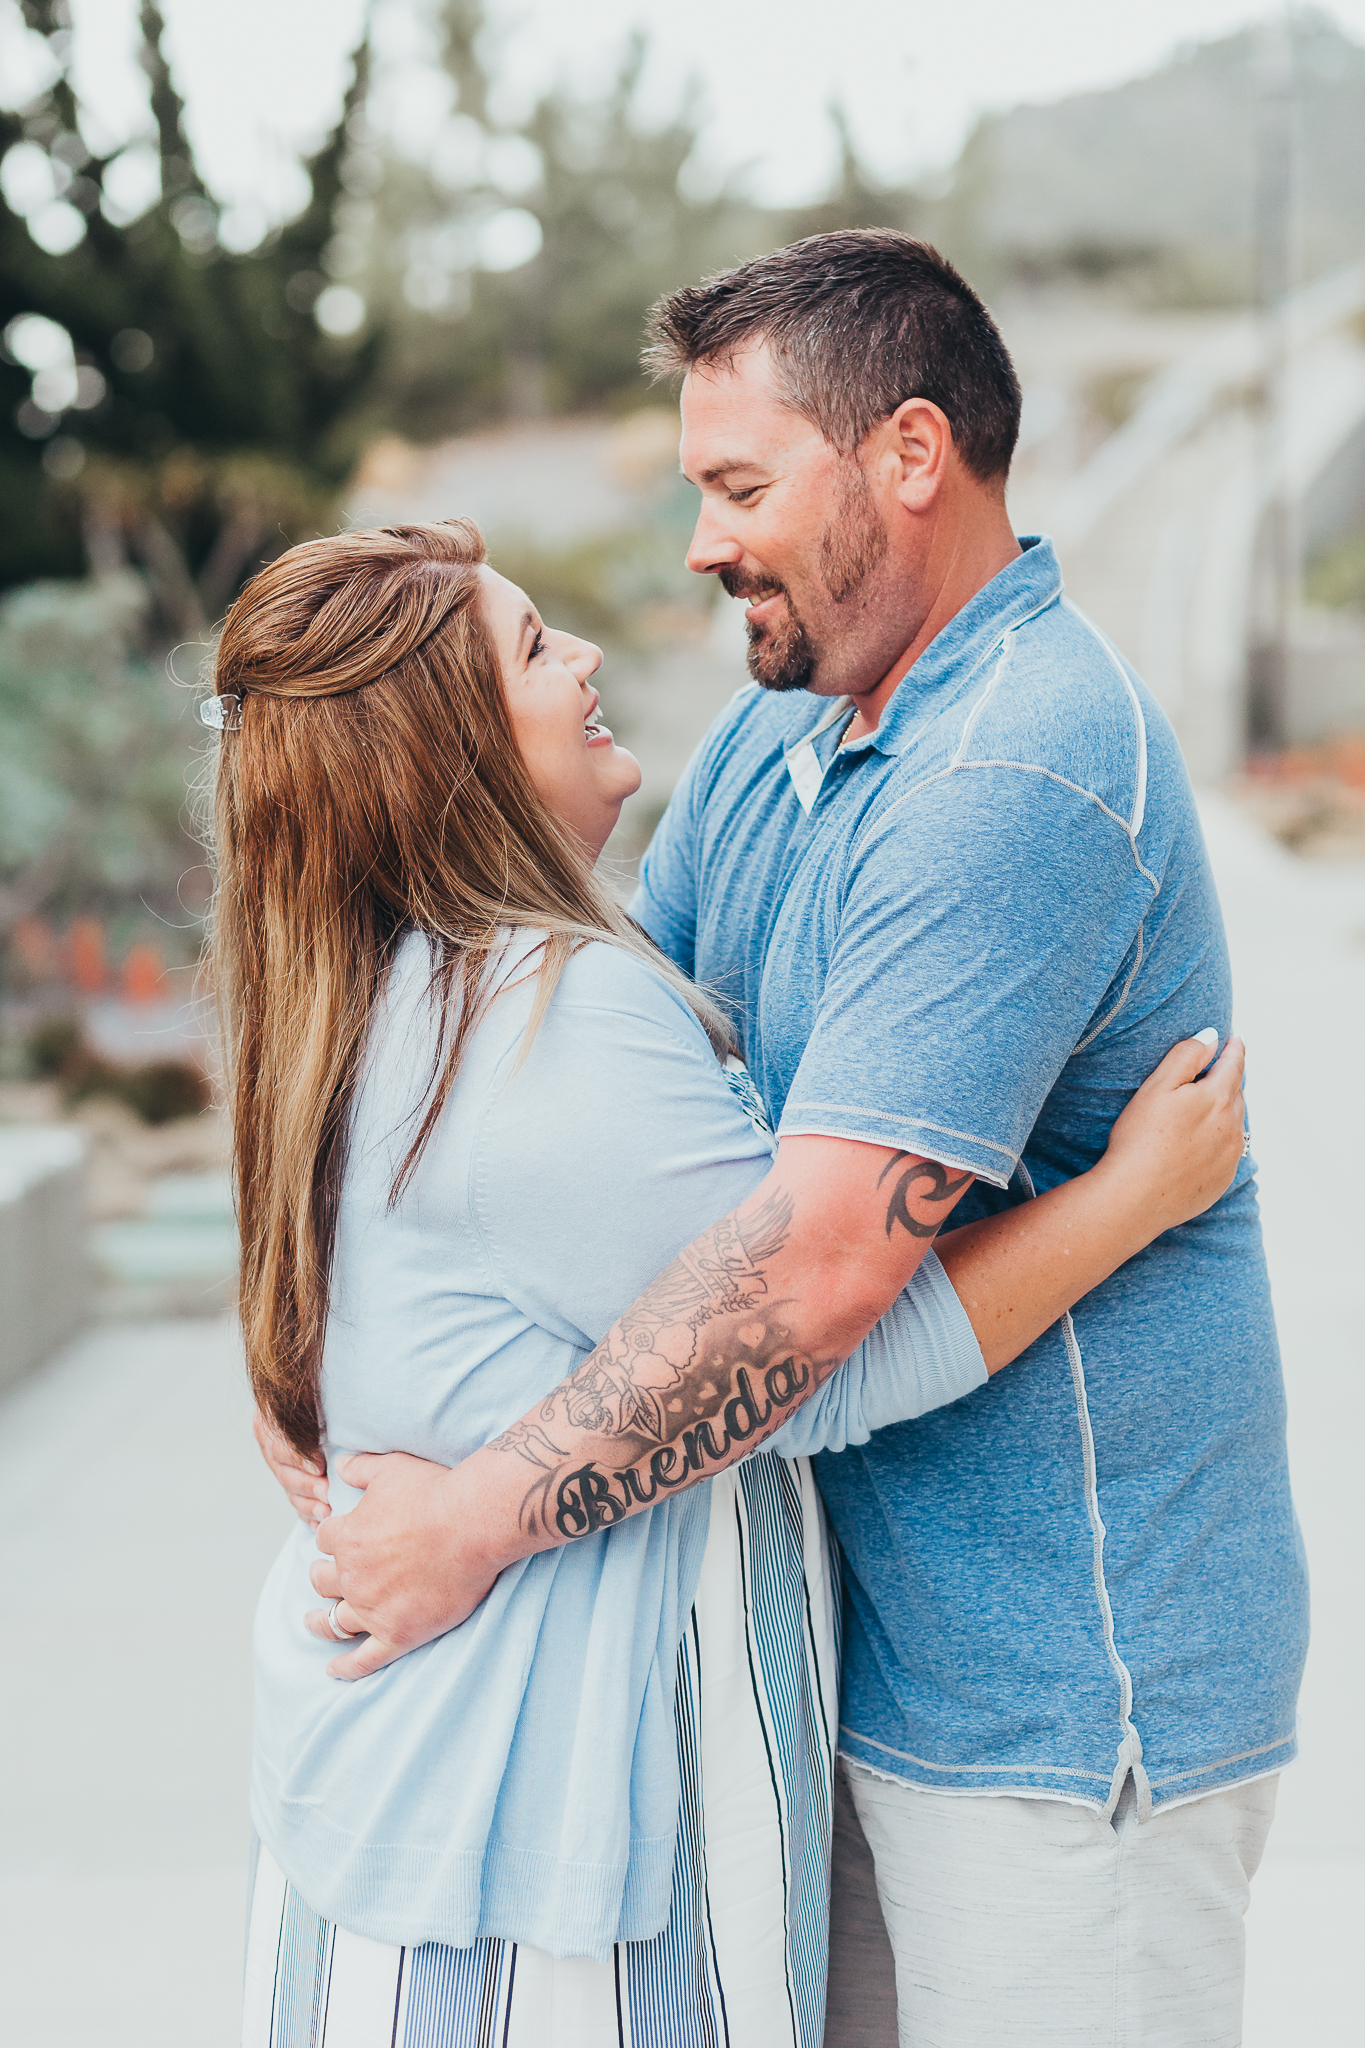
308,232,1307,2044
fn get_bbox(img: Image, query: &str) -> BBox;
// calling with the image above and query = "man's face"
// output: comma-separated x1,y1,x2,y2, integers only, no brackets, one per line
678,345,897,699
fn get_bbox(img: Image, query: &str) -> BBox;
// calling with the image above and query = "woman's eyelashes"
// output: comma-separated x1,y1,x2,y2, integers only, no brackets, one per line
528,627,545,661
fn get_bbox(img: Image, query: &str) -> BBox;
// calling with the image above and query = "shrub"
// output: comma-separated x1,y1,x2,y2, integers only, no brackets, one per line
25,1014,85,1077
23,1016,209,1124
116,1059,209,1126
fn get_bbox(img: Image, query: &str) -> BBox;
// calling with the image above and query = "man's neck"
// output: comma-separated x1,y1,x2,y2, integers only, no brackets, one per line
843,510,1021,742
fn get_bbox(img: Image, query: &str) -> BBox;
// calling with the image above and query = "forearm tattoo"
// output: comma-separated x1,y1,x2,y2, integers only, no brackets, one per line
877,1154,972,1241
493,1186,841,1537
492,1153,969,1543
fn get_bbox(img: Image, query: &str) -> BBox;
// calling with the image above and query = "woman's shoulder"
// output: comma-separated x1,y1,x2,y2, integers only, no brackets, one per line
472,937,772,1330
547,935,712,1047
377,927,711,1071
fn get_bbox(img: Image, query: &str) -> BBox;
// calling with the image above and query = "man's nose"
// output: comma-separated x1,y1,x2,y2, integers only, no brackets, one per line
685,501,744,577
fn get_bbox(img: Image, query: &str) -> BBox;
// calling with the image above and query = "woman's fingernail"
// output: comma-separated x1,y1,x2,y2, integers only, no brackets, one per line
1193,1027,1219,1047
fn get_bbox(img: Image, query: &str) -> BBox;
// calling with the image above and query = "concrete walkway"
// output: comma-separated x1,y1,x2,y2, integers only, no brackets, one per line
0,1317,289,2046
0,804,1359,2045
1202,797,1365,2048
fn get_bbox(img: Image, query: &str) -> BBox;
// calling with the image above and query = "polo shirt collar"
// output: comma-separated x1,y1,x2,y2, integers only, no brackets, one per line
850,534,1063,760
781,537,1062,811
781,693,854,812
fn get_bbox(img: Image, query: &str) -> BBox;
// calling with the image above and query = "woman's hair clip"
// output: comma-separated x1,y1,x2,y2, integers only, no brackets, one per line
200,692,243,731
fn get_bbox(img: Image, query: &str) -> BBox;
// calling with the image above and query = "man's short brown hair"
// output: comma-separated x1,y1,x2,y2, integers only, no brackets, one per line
645,229,1021,483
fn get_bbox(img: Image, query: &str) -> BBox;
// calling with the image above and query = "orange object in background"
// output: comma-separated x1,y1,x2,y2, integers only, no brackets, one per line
1328,734,1365,791
11,917,57,983
122,941,165,1005
1246,734,1365,791
66,917,107,994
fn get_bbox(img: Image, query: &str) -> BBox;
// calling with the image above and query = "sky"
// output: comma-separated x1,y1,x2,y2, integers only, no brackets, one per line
7,0,1365,224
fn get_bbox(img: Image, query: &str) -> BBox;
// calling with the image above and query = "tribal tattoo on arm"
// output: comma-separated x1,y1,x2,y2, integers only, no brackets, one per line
877,1154,972,1240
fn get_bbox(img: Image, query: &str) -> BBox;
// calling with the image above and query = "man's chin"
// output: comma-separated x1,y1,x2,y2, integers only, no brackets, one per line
746,628,815,694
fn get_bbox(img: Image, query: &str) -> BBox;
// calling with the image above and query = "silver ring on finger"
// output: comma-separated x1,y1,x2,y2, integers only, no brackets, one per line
326,1599,354,1642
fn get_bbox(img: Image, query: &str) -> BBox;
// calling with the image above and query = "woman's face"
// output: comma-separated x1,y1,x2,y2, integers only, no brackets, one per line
479,566,641,859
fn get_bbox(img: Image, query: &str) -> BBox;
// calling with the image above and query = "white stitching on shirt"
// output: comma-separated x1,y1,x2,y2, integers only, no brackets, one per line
1073,921,1145,1054
880,585,1063,764
870,762,1160,890
1146,1733,1297,1787
836,1728,1298,1794
1061,598,1149,837
951,631,1015,766
836,1728,1112,1780
1016,1160,1151,1824
960,764,1157,886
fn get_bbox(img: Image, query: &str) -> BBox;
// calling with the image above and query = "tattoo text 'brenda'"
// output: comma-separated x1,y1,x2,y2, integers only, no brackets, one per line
490,1180,832,1539
877,1154,972,1241
551,1351,813,1536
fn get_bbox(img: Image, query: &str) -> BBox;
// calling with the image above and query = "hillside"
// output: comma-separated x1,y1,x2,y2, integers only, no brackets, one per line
945,14,1365,298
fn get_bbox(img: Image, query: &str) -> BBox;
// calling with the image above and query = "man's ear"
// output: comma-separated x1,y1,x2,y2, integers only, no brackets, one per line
887,397,951,511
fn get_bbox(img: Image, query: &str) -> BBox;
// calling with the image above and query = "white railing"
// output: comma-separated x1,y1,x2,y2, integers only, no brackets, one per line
0,1126,90,1392
1050,261,1365,551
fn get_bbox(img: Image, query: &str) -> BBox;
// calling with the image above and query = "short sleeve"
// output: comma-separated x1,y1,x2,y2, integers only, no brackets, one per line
471,945,986,1457
778,765,1154,1186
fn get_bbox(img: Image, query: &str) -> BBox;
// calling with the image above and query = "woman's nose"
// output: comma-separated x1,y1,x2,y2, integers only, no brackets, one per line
570,638,603,679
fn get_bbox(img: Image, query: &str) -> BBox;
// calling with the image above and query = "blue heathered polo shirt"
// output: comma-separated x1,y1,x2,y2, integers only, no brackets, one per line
633,536,1308,1818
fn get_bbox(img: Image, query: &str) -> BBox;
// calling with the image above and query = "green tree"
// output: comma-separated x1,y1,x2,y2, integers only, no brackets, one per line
363,1,922,441
0,1,380,623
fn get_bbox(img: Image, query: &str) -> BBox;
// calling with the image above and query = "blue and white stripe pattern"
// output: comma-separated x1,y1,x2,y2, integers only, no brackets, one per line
243,1454,838,2048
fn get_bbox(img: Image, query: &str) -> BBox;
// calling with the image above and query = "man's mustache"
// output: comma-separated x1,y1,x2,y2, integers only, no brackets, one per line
718,567,787,605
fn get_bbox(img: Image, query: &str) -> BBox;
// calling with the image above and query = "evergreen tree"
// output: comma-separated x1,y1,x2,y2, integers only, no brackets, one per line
0,1,379,622
0,0,923,971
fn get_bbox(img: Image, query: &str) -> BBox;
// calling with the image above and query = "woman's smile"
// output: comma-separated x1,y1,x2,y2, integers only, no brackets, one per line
581,688,612,745
480,566,642,857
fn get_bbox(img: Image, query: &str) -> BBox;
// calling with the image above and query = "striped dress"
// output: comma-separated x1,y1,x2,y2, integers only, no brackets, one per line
243,1451,839,2048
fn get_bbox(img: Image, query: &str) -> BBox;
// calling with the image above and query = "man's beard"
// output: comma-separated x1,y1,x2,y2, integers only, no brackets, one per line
719,564,816,692
720,459,889,694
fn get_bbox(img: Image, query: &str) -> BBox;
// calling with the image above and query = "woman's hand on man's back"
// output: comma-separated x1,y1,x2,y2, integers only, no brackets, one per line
1098,1030,1247,1231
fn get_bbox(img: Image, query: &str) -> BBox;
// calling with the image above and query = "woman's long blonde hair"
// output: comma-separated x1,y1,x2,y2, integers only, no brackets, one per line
207,518,731,1454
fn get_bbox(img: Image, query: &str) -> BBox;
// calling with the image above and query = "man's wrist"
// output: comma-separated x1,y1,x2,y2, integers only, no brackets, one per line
440,1445,545,1576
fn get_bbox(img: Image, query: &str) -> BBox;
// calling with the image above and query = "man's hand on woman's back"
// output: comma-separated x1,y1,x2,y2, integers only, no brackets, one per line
287,1135,971,1680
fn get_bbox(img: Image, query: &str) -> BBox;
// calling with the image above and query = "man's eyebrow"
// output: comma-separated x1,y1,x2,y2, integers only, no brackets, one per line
682,457,768,487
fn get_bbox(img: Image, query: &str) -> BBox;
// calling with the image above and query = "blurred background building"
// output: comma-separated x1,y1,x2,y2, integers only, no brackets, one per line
0,3,1361,2043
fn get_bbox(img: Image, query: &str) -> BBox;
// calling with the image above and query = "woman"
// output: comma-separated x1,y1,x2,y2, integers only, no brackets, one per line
208,520,1244,2048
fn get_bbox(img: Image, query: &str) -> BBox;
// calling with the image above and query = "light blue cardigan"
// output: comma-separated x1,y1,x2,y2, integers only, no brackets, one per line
249,932,985,1960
